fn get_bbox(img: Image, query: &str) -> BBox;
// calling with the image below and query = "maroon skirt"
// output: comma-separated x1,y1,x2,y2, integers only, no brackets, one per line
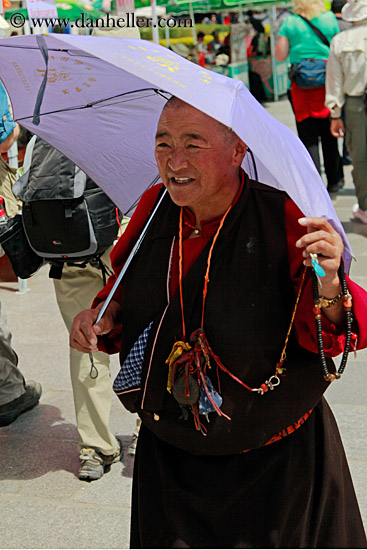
130,398,366,549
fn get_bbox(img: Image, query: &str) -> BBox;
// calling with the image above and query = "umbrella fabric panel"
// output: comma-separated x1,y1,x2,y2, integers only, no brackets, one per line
231,88,336,238
17,93,165,215
2,34,239,126
48,35,240,126
0,35,163,120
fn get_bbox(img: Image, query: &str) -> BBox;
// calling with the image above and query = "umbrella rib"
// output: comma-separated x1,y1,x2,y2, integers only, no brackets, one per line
0,44,72,51
15,88,170,123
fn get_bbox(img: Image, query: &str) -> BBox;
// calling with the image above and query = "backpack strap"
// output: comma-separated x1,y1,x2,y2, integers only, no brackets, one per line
48,254,113,284
297,15,330,48
49,262,63,280
91,255,113,286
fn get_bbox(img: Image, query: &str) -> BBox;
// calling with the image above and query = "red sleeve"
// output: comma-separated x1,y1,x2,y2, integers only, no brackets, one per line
93,183,163,354
285,198,367,357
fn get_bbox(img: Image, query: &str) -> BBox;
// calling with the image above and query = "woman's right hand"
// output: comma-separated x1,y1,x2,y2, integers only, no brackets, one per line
70,300,121,353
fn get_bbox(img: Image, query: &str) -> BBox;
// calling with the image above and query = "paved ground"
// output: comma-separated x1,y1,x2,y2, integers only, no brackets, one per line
0,96,366,549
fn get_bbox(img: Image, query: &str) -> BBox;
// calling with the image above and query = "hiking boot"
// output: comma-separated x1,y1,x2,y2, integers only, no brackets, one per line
0,381,42,427
352,204,367,225
79,439,123,481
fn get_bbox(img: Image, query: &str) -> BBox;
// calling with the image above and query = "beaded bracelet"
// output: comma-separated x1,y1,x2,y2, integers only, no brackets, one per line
311,262,353,382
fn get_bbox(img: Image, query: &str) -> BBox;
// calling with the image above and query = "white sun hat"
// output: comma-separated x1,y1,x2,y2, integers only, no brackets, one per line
342,0,367,22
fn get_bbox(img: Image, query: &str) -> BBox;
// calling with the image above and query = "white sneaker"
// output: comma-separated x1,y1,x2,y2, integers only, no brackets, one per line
352,204,367,225
79,440,122,481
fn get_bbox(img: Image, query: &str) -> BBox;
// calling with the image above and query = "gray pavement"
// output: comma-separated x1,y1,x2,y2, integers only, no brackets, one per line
0,96,366,549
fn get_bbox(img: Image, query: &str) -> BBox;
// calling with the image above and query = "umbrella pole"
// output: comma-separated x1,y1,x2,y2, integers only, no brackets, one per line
94,186,167,325
88,184,167,378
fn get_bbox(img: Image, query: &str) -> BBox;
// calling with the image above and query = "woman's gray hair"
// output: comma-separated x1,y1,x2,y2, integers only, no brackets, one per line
292,0,325,19
163,96,238,145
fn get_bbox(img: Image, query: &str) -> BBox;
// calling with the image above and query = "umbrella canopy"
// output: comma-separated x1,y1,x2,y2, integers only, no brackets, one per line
0,34,352,267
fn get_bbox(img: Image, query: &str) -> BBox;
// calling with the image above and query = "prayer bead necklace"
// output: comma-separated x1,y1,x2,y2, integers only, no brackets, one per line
311,261,354,382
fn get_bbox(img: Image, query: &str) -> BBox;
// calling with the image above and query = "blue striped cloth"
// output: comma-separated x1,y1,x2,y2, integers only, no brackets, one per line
113,321,153,392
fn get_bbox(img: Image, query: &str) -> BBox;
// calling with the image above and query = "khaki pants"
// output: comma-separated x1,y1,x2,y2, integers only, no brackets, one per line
0,299,25,406
53,249,118,456
345,95,367,211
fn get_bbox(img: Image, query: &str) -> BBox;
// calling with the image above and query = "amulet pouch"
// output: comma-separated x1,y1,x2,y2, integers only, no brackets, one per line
118,177,332,455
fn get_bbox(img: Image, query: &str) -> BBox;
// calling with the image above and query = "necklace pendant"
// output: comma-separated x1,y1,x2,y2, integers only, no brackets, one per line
172,372,200,405
310,253,325,288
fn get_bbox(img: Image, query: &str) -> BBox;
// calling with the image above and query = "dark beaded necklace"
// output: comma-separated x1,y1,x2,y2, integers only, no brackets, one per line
311,262,353,382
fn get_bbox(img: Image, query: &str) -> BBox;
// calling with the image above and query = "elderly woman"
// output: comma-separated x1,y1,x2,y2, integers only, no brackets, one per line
71,98,367,548
275,0,344,194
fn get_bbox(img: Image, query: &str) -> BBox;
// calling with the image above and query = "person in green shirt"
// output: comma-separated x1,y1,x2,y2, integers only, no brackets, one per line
278,8,340,65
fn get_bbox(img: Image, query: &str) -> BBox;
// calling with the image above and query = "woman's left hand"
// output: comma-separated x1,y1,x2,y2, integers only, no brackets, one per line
296,217,344,297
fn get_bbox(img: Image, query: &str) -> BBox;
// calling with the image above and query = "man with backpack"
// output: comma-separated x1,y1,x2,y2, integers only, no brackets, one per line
53,241,125,480
16,135,128,480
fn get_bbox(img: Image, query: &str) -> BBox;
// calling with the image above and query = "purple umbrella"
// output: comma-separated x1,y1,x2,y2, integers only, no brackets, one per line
0,33,352,267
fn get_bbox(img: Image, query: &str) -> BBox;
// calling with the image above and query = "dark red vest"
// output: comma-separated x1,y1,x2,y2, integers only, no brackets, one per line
116,176,333,455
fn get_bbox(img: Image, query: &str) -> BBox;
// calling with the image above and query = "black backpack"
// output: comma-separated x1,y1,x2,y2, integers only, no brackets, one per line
14,136,120,279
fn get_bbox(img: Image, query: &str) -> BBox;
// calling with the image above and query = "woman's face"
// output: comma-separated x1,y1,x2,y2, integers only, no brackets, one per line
155,101,246,221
